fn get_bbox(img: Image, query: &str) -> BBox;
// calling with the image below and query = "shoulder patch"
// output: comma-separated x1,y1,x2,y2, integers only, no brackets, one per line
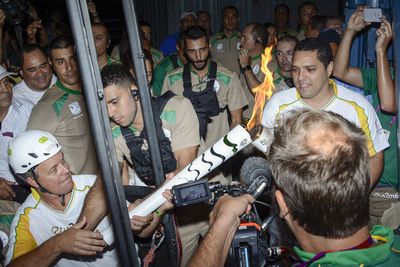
216,71,232,88
168,71,183,87
111,125,122,140
160,109,177,125
159,57,174,72
51,93,69,117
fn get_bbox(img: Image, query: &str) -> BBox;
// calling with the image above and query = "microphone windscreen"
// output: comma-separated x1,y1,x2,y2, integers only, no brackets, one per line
240,156,272,187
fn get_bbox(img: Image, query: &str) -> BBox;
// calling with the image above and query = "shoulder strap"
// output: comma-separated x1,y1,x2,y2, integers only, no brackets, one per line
205,61,217,93
182,64,192,93
155,90,176,117
170,54,179,69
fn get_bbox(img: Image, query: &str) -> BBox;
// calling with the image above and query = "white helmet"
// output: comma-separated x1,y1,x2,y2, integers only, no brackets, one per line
8,130,62,176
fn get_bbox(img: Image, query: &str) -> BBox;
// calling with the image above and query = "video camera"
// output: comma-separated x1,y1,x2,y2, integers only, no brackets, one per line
171,157,290,267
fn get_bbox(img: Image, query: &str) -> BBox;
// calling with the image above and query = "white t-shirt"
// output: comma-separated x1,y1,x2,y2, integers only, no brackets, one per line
261,80,389,156
12,74,57,104
0,97,33,182
6,175,119,267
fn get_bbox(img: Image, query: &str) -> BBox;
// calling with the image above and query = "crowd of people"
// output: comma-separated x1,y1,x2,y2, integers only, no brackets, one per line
0,1,399,266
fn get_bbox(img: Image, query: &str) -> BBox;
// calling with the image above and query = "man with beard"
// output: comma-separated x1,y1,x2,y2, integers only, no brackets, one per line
273,35,298,92
162,25,247,149
210,6,242,75
27,36,98,175
13,45,57,104
162,25,247,266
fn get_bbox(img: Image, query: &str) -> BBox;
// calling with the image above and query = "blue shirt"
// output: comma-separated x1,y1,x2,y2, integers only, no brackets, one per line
159,32,179,57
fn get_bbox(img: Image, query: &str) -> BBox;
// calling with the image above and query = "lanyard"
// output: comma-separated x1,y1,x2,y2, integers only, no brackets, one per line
297,236,374,267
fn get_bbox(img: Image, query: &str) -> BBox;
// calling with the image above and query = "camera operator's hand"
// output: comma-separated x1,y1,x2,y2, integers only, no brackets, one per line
187,194,255,267
157,172,175,212
210,194,255,228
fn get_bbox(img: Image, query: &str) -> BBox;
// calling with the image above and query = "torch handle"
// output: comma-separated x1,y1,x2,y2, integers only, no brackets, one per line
129,125,252,217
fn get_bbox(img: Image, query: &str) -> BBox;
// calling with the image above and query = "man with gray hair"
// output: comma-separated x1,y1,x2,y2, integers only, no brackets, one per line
187,109,400,266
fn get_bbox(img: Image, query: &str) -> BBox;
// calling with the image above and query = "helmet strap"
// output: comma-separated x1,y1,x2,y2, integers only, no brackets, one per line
30,168,68,206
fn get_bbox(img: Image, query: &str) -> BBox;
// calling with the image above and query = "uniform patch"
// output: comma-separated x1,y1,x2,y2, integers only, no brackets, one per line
68,101,82,116
253,64,260,75
216,43,224,51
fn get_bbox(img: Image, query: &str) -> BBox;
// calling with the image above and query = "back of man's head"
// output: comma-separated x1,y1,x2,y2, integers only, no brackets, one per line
101,63,135,89
268,109,370,239
309,15,327,33
183,25,209,45
248,23,268,48
294,37,333,68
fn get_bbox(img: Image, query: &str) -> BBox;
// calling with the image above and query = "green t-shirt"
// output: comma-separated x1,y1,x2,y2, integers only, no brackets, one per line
360,68,398,191
294,225,400,266
152,53,182,96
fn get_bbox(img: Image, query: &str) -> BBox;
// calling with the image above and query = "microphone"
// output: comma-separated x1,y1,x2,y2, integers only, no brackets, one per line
240,157,272,199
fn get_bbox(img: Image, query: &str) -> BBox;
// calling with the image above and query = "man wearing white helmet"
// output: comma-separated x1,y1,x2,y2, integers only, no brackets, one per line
6,130,171,266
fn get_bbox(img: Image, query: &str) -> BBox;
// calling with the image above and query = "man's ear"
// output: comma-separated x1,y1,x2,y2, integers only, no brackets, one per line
26,177,39,189
19,69,24,78
48,57,52,67
275,190,289,218
107,39,111,48
327,61,334,77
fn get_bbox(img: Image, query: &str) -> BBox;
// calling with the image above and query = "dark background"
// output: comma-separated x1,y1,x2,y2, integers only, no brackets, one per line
30,0,342,51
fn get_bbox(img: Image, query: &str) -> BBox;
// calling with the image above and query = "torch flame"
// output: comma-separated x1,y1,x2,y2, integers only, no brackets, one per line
246,46,276,134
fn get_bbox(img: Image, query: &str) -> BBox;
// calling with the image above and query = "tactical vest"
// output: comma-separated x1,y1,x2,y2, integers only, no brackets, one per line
182,61,227,139
121,91,177,186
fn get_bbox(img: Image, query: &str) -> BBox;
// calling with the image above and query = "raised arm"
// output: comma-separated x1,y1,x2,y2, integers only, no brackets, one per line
375,17,395,113
333,6,370,88
187,194,255,267
239,47,261,95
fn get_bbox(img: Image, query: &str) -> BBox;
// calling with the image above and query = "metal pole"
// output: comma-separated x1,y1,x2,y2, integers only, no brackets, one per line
121,0,166,186
121,1,180,266
394,0,400,192
65,1,139,266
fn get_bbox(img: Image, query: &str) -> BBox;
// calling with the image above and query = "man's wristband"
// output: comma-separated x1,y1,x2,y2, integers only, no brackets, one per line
241,65,251,73
154,209,164,215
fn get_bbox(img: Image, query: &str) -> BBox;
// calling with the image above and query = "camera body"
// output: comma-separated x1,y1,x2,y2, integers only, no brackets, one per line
363,8,382,23
171,179,245,207
171,179,271,266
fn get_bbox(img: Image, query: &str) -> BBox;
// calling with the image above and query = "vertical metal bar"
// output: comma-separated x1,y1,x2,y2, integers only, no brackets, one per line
65,1,139,266
121,2,179,266
121,0,166,186
393,0,400,191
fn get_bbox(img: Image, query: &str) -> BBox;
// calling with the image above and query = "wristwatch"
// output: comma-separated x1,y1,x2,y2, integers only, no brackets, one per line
241,65,252,73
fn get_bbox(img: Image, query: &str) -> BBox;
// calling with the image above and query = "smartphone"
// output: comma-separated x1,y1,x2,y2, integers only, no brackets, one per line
363,8,382,23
